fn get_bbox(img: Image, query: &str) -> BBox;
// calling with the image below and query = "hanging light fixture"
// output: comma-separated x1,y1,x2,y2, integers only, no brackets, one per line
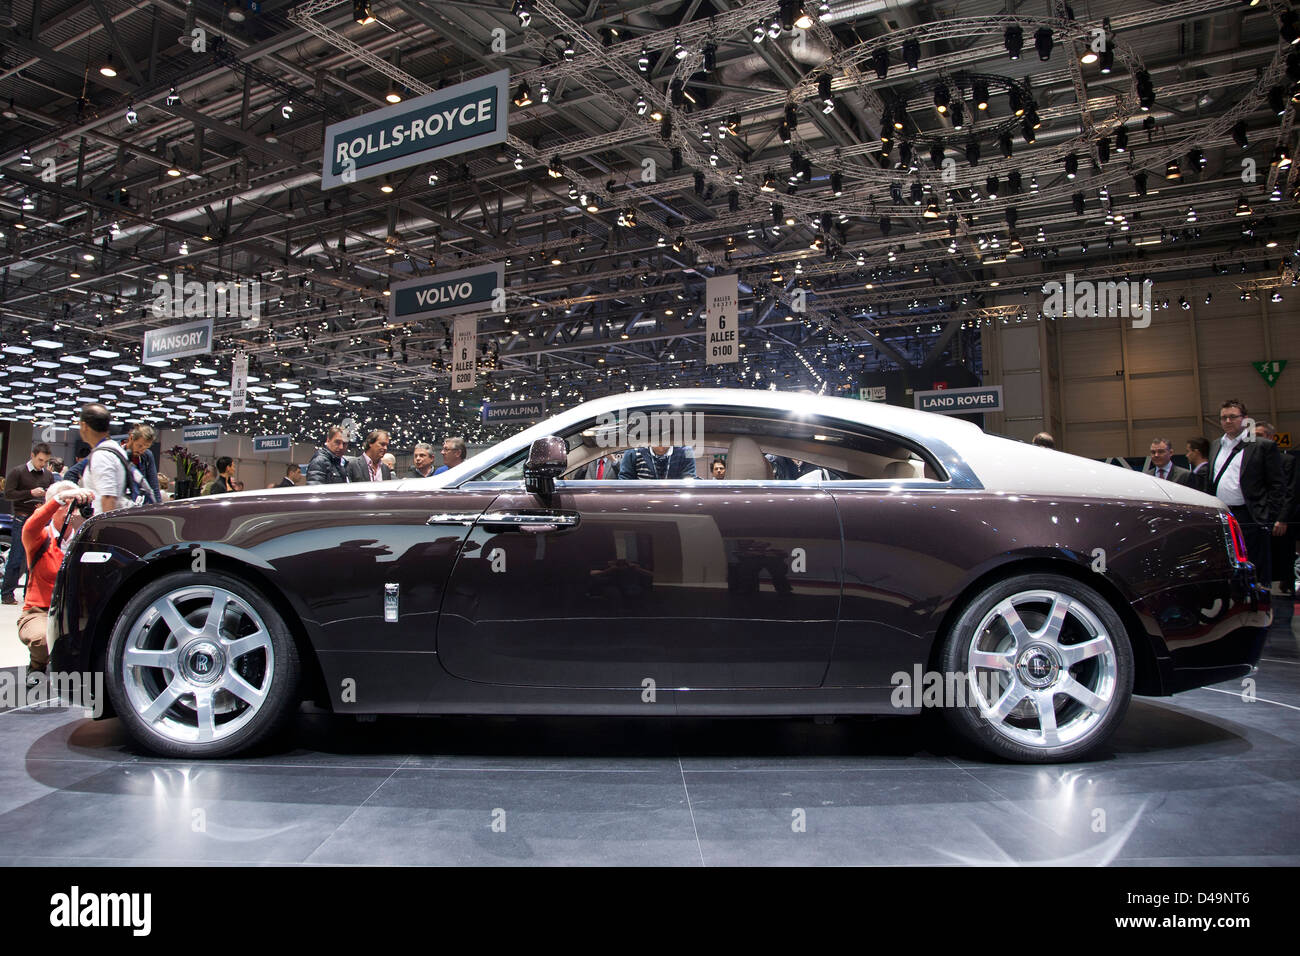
902,38,920,71
1004,25,1023,60
513,82,533,107
99,52,117,78
1165,158,1181,180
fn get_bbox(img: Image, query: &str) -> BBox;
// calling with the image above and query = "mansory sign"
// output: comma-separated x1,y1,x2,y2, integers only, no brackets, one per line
142,318,214,363
321,71,509,189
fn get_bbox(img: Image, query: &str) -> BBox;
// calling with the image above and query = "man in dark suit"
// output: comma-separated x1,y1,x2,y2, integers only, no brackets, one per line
277,464,301,488
306,426,350,485
1208,400,1286,585
1178,437,1211,493
619,445,697,480
584,453,621,479
345,429,394,483
1144,437,1190,484
1256,422,1297,594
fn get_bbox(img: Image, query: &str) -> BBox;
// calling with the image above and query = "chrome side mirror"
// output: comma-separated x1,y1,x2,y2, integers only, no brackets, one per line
524,435,567,498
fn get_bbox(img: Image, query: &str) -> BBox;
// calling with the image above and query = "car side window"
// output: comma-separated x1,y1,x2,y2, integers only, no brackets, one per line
464,406,947,484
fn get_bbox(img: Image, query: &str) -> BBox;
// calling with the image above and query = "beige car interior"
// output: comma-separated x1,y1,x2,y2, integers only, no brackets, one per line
559,413,940,481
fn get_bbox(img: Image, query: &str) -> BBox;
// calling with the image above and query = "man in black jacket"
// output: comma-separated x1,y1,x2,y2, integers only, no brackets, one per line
619,445,697,480
1208,400,1286,585
1256,422,1298,594
1177,437,1211,493
306,426,350,484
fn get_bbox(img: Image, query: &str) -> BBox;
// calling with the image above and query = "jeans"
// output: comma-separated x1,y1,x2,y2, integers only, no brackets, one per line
1,515,26,599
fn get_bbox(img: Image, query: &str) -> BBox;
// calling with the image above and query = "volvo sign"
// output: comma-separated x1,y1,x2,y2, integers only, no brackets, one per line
390,262,504,322
321,71,510,189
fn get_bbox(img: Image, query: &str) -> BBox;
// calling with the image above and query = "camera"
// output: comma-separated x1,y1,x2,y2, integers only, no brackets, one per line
77,501,94,520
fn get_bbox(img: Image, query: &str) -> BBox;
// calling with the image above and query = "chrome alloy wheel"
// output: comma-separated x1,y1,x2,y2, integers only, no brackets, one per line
120,585,274,744
965,589,1119,750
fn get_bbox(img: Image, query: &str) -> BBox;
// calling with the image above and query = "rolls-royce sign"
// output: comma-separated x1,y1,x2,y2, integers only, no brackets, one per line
390,262,503,322
321,71,509,190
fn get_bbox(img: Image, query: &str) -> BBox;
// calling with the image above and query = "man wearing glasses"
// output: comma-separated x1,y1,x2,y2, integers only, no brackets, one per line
1209,399,1286,586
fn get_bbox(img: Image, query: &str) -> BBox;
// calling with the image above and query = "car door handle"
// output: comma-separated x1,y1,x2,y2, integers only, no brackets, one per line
480,511,581,533
426,512,480,526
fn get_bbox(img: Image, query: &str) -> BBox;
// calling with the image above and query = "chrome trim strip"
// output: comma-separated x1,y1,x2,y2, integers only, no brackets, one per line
79,551,113,564
425,512,480,525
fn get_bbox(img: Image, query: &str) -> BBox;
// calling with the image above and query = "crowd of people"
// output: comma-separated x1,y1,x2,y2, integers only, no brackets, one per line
303,428,466,483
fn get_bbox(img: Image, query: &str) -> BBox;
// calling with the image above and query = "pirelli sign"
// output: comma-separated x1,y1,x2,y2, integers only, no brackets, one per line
321,71,510,190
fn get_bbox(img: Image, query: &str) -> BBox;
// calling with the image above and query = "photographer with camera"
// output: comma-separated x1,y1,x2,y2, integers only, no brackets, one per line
17,481,94,688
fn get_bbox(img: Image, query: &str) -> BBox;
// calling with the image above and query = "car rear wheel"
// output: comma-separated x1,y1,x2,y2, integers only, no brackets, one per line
105,570,300,758
938,573,1133,763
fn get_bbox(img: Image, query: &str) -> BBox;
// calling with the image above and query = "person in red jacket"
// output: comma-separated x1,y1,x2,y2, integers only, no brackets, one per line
18,481,93,687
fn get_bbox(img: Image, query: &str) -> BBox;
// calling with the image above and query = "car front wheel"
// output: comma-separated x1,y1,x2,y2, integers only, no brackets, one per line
105,570,300,758
938,573,1133,763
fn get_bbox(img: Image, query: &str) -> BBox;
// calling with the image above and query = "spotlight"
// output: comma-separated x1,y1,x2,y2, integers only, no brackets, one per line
1277,145,1293,169
768,15,782,38
933,85,950,114
1072,192,1084,215
178,240,190,256
1004,25,1023,60
538,80,550,104
965,139,980,166
511,0,530,27
923,196,940,218
902,38,920,72
166,87,179,107
125,104,138,125
513,153,525,170
1283,11,1300,45
1099,48,1114,73
1034,27,1053,61
1064,153,1078,179
386,85,403,105
1007,170,1021,193
1021,118,1036,143
1235,195,1252,216
638,45,650,71
1165,158,1181,180
930,143,945,167
355,0,377,24
674,37,686,60
428,170,440,185
513,83,532,107
19,147,32,167
99,53,117,78
950,103,964,130
879,215,892,235
780,121,793,145
871,48,889,79
380,178,394,193
752,23,766,43
1133,171,1147,196
893,102,906,130
671,148,682,171
1135,70,1155,110
830,171,843,196
547,156,563,178
1097,136,1110,163
703,44,717,72
1231,121,1248,148
1115,127,1128,152
910,182,923,205
282,100,294,120
794,3,815,29
973,79,989,111
1269,85,1288,116
635,94,647,116
986,175,999,199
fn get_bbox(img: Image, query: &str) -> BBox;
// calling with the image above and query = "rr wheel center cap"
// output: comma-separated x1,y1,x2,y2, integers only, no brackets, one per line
1017,644,1061,688
180,640,225,684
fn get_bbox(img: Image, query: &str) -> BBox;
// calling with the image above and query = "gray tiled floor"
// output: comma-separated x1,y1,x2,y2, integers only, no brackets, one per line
1,615,1296,865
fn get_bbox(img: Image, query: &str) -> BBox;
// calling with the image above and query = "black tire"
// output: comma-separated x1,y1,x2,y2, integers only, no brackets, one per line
938,573,1134,763
105,569,300,758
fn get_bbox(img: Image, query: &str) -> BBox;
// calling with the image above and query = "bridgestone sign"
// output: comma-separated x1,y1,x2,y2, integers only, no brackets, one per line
389,262,503,322
321,71,510,190
143,318,214,363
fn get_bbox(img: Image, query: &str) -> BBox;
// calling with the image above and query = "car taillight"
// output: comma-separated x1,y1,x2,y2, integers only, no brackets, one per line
1222,512,1250,567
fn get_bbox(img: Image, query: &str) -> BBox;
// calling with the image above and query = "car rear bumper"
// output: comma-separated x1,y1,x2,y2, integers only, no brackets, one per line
1133,570,1270,695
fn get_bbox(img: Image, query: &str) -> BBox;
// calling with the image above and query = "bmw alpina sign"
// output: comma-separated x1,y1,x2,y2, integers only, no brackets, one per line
389,262,504,322
482,399,546,424
914,385,1003,415
142,318,213,363
321,71,509,190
